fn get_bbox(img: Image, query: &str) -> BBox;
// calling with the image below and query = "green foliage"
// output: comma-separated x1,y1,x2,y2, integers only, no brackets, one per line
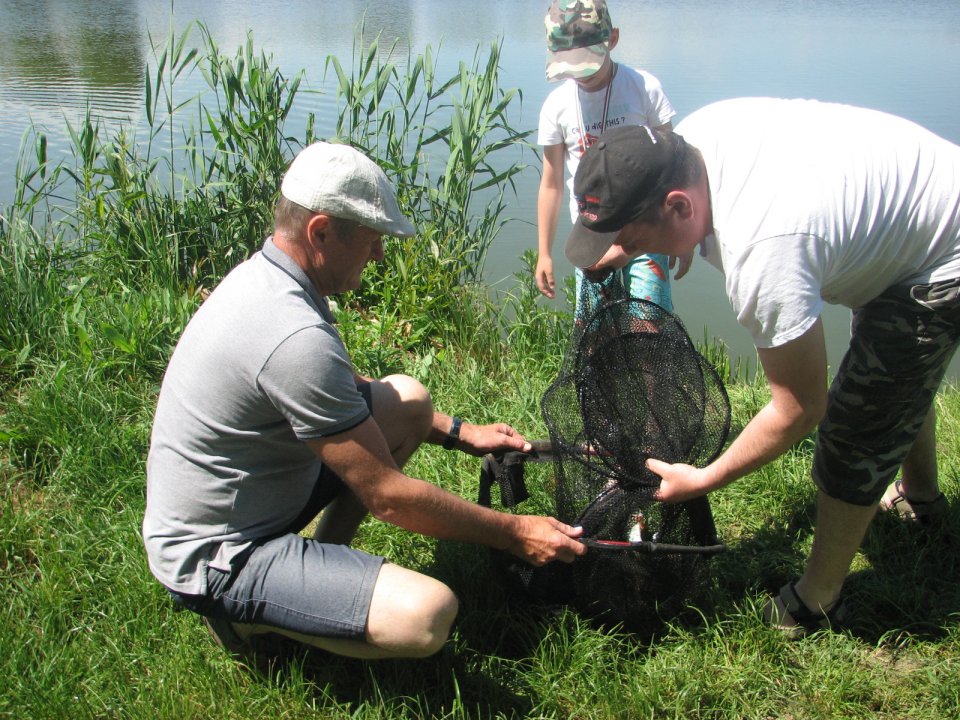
498,250,571,374
328,24,535,346
4,19,959,720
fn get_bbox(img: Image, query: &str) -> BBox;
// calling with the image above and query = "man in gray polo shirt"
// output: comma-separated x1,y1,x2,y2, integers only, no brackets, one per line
143,142,585,665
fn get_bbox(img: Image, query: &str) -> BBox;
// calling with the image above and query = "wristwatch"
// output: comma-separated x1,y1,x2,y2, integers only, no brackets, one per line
442,416,462,450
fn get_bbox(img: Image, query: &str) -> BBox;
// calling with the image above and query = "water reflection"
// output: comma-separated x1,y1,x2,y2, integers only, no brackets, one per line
0,0,142,94
2,0,960,377
0,0,145,159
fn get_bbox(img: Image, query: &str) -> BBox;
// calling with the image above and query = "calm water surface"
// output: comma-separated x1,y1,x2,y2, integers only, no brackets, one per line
2,0,960,376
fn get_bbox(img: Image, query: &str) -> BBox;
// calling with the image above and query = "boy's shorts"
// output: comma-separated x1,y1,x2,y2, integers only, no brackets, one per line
813,277,960,505
575,252,673,319
169,381,384,640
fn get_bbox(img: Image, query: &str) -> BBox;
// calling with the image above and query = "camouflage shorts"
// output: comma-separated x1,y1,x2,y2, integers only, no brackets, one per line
813,276,960,505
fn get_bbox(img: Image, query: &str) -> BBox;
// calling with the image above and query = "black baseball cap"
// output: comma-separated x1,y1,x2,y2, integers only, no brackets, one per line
565,126,687,268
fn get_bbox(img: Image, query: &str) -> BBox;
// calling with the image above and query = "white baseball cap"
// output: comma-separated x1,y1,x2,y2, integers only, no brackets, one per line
280,142,416,237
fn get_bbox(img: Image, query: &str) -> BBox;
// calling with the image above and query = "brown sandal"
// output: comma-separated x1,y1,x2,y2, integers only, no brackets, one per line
880,479,947,526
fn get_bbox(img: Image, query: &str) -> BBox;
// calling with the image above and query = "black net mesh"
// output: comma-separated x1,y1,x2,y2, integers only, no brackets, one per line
550,294,732,491
480,274,731,635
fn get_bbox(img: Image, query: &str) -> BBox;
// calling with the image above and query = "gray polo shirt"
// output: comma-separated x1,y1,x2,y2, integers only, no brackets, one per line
142,238,370,594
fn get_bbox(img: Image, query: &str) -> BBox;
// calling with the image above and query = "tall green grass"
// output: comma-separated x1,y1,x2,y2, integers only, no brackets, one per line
2,24,959,720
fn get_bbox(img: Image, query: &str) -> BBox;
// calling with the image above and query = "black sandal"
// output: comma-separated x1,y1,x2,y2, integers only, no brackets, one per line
764,582,845,639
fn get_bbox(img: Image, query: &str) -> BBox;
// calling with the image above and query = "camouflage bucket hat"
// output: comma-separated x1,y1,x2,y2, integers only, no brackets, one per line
544,0,613,82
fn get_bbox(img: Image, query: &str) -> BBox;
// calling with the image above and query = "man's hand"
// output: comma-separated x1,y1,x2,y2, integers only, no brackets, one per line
535,255,556,299
647,458,710,504
457,422,533,456
506,515,586,565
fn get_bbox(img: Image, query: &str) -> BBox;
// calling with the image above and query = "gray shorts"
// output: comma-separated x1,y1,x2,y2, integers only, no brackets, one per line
185,534,384,639
812,277,960,505
169,382,384,640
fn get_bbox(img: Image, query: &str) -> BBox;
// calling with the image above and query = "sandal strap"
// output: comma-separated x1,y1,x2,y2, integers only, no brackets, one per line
886,479,947,523
777,582,843,632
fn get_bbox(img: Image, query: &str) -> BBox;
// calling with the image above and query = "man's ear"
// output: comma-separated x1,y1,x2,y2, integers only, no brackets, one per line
664,190,694,220
306,213,329,246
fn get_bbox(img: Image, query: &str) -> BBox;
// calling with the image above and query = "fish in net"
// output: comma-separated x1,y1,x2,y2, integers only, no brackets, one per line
479,276,731,635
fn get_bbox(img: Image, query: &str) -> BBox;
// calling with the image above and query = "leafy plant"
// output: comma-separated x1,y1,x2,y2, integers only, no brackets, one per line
326,25,536,349
17,24,945,720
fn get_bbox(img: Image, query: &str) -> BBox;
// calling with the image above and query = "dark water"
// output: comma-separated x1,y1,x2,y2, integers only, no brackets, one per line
2,0,960,377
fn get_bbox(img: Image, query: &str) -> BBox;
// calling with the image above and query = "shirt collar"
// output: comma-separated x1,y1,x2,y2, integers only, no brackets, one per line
261,235,335,324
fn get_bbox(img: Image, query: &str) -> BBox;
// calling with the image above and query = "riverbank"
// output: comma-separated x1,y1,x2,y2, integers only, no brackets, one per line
2,31,958,718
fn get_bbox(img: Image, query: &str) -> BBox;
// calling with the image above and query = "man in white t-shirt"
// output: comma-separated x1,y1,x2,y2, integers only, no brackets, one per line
563,98,960,637
143,142,585,669
535,0,675,317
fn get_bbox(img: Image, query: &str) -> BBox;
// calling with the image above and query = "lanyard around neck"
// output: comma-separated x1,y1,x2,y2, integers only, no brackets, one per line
575,62,618,153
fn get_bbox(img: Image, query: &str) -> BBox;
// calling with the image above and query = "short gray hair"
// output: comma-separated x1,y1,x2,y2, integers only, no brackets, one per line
274,195,315,235
273,196,360,240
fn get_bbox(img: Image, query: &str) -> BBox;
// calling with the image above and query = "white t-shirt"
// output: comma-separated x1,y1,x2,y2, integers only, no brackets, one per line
538,64,675,221
143,238,370,594
677,97,960,348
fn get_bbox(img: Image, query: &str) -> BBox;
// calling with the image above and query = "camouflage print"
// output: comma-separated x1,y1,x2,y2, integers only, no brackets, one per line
812,277,960,505
544,0,613,81
545,0,612,52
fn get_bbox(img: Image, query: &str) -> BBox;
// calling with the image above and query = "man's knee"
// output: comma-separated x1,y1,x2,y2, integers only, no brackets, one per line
366,563,459,658
370,374,434,443
406,583,459,658
379,374,432,412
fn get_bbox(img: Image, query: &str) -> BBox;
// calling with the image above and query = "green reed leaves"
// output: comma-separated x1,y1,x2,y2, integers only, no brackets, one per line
0,20,546,432
323,29,536,353
4,22,960,720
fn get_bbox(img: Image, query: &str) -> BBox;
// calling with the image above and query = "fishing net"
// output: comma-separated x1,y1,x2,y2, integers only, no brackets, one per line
479,273,731,635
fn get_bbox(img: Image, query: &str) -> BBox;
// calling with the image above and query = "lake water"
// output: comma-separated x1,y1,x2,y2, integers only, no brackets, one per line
3,0,960,377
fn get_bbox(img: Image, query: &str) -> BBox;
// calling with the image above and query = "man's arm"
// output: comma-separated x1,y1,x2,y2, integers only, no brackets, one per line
307,418,585,565
651,318,829,502
535,143,566,299
352,373,532,456
427,413,533,456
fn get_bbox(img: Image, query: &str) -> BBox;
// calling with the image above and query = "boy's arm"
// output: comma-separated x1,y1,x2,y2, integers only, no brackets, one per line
536,143,566,299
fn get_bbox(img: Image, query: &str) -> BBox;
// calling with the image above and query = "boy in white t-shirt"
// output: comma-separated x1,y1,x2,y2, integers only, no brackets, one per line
535,0,676,317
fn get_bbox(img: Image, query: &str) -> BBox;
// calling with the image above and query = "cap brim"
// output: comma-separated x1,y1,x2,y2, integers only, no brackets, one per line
373,216,416,238
564,219,620,269
545,44,607,82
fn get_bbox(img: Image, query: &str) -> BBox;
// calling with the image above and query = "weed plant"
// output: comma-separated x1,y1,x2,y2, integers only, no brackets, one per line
2,24,959,720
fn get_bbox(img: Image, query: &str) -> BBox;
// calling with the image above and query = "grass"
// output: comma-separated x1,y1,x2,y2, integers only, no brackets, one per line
2,24,960,720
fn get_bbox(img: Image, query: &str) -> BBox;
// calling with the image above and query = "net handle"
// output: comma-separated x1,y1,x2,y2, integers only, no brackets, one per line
480,442,727,555
581,538,727,555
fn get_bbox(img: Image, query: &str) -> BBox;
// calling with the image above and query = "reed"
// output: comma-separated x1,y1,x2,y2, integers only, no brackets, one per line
328,24,537,351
